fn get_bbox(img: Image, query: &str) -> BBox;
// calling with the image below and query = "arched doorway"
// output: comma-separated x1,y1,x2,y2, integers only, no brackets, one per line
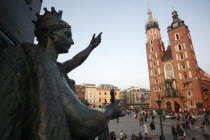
174,101,180,113
166,101,172,112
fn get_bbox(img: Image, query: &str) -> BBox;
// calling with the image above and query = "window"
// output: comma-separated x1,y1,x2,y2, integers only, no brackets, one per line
184,72,188,79
99,99,101,102
188,91,191,96
205,93,208,96
151,47,154,52
152,54,155,59
104,99,107,103
181,62,186,70
191,101,193,106
175,33,180,40
115,92,117,95
154,61,157,66
180,53,184,60
154,69,158,75
99,92,101,95
155,79,158,84
159,86,162,91
178,44,182,51
104,92,106,95
150,40,153,44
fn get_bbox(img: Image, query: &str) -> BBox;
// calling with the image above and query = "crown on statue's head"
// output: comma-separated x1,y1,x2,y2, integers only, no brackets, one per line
33,7,70,33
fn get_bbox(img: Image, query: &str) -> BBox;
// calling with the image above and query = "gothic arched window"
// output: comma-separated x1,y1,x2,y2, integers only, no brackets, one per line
175,33,180,40
184,72,188,79
178,44,182,51
180,53,184,60
181,62,186,70
154,69,158,75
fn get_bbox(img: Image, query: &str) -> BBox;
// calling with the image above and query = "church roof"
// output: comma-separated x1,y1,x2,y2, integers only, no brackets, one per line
162,45,173,61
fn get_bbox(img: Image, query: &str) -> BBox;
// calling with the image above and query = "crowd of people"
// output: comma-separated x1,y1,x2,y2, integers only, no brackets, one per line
108,109,210,140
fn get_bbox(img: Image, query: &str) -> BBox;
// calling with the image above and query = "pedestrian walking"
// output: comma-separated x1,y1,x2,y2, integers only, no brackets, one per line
150,121,155,136
177,128,184,140
123,133,127,140
152,115,155,122
131,133,136,140
143,133,151,140
120,131,124,140
171,125,177,140
144,122,148,134
138,131,144,140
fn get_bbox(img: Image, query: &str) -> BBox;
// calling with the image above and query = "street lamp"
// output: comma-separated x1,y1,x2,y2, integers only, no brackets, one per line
156,95,165,140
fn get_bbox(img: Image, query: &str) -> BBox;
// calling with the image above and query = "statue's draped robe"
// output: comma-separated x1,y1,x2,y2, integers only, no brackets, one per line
0,44,72,140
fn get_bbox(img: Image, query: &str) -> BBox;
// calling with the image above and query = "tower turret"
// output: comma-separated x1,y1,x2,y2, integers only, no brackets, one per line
167,10,186,31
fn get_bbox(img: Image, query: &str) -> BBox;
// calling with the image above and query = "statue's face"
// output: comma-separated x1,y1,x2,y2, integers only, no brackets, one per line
52,27,74,54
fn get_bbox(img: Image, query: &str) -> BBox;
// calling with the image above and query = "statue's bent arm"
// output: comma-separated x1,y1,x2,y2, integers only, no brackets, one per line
61,87,112,139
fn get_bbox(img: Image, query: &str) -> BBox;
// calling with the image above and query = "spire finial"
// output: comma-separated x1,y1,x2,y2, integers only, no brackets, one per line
147,9,154,23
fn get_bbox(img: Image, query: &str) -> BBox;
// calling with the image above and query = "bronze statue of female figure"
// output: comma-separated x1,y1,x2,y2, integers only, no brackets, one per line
0,7,124,140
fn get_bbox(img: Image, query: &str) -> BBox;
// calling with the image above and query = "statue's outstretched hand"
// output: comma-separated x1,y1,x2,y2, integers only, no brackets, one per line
103,100,125,120
90,32,102,48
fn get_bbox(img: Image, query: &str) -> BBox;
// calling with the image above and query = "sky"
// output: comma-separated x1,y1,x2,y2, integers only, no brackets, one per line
41,0,210,90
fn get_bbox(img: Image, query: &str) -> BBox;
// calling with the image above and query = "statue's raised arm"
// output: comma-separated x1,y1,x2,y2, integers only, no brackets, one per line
62,32,102,73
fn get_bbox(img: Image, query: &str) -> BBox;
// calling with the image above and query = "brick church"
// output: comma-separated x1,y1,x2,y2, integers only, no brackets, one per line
145,9,210,112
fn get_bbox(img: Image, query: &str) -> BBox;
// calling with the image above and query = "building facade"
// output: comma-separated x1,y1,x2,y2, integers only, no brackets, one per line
84,84,97,108
97,84,120,108
75,85,86,102
145,10,210,112
119,87,149,109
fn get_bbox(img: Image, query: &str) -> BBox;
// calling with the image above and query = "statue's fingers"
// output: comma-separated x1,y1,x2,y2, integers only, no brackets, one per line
91,34,96,41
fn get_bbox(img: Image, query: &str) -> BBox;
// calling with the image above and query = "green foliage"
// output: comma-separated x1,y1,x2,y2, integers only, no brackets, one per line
81,99,90,106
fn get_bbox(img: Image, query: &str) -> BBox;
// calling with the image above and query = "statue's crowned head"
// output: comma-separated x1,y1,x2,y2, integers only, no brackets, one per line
33,7,71,47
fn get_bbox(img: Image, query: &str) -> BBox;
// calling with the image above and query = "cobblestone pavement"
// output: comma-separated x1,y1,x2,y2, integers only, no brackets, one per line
108,112,210,140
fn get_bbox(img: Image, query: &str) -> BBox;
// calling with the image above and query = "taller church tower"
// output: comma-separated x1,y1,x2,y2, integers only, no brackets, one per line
145,10,165,108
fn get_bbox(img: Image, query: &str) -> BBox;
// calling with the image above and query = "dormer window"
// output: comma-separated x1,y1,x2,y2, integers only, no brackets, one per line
175,33,180,40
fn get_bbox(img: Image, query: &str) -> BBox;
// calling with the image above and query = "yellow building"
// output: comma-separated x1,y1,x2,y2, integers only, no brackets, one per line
97,84,120,108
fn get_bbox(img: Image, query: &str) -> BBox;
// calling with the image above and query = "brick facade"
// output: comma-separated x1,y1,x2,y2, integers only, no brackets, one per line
145,10,210,112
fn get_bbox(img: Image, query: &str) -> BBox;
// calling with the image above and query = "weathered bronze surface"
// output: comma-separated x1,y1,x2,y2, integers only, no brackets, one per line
0,7,124,140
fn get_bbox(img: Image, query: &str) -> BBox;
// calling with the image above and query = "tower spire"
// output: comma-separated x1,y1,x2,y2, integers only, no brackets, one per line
147,9,154,23
145,9,159,31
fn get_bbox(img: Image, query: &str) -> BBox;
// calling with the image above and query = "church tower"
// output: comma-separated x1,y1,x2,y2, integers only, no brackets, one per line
145,9,206,112
145,9,165,108
167,10,204,109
